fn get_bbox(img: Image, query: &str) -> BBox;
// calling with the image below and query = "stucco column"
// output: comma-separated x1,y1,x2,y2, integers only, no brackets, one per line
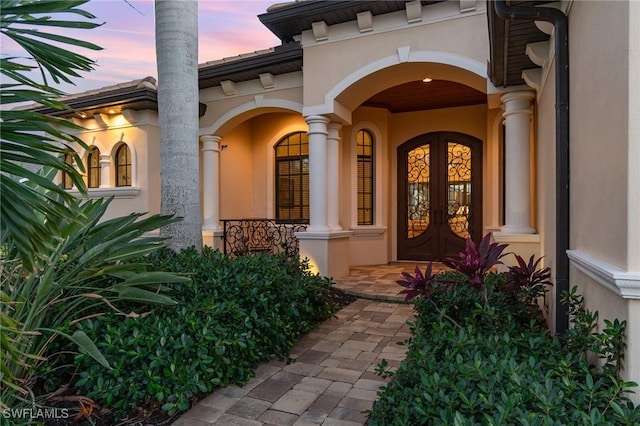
200,135,222,231
99,154,111,188
306,115,330,232
327,122,342,231
501,91,536,234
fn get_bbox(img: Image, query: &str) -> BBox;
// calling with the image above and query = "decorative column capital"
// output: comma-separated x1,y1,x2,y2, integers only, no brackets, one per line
501,90,535,118
99,154,111,165
327,121,342,138
305,115,330,135
500,90,536,104
200,134,222,152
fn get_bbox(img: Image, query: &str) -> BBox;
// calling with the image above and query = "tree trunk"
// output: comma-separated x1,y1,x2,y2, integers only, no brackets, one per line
155,0,202,251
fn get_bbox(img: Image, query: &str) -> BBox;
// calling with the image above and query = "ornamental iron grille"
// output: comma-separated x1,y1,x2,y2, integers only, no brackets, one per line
406,144,430,239
398,132,481,261
405,142,473,240
446,142,472,239
222,219,308,257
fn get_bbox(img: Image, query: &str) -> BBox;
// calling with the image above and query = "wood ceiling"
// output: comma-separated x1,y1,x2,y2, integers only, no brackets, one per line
361,80,486,113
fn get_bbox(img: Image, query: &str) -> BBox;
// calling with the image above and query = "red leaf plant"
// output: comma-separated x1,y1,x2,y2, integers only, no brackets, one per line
442,232,509,290
505,254,553,305
396,263,435,302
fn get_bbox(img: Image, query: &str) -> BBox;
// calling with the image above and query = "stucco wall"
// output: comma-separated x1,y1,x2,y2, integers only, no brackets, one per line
302,11,489,108
342,104,489,262
68,111,159,222
343,107,391,265
566,2,639,399
572,267,640,404
199,75,303,136
218,122,253,219
628,0,640,271
217,112,307,220
570,0,630,269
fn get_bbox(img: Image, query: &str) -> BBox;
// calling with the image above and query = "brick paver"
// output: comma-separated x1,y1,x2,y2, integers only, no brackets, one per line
171,267,418,425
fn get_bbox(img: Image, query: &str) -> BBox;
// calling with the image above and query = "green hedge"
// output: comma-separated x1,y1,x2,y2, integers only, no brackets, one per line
41,248,342,418
369,273,640,425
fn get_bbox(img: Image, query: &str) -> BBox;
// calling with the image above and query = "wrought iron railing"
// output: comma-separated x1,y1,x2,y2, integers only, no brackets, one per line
221,219,308,257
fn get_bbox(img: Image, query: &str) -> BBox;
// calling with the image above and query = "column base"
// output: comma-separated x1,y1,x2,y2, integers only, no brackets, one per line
202,228,224,251
493,231,541,271
500,224,536,234
296,230,353,279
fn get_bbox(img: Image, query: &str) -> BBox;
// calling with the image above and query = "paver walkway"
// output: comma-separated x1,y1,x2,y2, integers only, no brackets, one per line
171,264,430,426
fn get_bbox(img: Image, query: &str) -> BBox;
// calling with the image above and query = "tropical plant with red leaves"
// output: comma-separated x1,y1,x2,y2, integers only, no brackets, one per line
505,254,552,305
397,263,434,301
396,263,464,328
442,233,509,290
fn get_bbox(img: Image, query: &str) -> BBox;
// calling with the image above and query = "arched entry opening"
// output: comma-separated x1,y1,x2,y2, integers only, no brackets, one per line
397,132,483,261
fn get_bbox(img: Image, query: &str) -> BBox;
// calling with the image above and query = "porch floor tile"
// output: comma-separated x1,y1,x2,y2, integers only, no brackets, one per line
333,262,449,301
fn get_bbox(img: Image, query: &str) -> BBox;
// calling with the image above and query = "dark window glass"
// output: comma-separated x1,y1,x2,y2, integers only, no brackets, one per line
357,129,374,225
275,132,309,222
63,153,74,189
87,147,100,188
115,144,132,187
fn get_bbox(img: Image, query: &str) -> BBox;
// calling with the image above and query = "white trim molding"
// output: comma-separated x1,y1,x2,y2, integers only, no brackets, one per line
350,226,386,237
493,232,540,243
68,186,141,199
567,250,640,299
295,230,353,240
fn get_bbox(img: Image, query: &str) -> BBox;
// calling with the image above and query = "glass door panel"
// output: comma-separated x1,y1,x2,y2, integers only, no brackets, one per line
398,132,481,261
406,145,430,238
447,142,472,239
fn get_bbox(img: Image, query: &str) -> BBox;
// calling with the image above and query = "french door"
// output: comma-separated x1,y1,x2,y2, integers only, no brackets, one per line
397,132,482,260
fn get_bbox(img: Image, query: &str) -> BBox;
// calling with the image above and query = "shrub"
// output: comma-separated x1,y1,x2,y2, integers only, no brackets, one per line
370,238,639,425
40,248,343,420
442,232,509,291
505,254,553,306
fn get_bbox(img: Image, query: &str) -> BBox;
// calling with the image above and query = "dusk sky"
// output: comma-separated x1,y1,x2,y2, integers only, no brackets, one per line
6,0,282,95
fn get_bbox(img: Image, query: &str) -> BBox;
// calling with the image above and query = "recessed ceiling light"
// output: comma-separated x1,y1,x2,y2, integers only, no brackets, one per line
422,76,433,83
108,109,116,114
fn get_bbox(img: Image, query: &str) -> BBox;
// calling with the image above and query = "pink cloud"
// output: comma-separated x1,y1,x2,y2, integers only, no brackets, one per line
2,0,282,94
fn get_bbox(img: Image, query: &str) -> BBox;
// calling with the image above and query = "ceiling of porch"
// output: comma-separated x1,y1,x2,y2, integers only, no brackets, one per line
361,80,486,113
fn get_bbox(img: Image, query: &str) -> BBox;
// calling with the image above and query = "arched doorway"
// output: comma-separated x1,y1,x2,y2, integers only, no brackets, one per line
397,132,483,260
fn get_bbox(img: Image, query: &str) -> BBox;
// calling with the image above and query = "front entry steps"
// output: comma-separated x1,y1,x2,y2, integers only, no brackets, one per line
333,262,449,302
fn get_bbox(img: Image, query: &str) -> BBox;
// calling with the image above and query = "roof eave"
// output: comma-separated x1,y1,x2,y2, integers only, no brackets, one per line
487,4,507,87
198,42,303,89
30,85,158,118
258,1,353,43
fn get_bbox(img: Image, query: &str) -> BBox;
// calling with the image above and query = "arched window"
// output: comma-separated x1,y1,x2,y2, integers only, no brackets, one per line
63,153,74,189
275,132,309,222
87,146,100,188
115,144,132,187
357,129,374,225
